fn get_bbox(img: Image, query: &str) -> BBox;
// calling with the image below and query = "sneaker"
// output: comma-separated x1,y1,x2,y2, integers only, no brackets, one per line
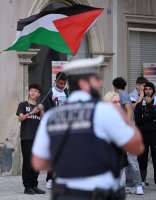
125,187,136,194
46,179,52,189
136,186,144,195
24,187,36,195
32,187,46,194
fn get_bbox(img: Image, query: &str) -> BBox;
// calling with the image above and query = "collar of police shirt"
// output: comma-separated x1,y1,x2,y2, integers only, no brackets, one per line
55,90,121,191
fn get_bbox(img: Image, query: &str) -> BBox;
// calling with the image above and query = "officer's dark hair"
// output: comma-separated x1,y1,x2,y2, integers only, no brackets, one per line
29,83,41,92
56,72,67,81
112,77,127,90
136,76,148,84
68,74,92,93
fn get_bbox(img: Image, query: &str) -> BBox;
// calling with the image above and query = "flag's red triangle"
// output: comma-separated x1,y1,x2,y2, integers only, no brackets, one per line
54,9,104,55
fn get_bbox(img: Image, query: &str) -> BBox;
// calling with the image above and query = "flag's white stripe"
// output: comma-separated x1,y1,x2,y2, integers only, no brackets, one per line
16,14,67,42
13,31,21,44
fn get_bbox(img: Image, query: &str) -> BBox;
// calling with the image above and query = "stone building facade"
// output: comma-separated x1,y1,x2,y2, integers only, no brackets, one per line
0,0,156,175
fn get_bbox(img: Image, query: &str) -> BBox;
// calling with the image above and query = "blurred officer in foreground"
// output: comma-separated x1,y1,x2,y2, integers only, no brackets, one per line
32,56,144,200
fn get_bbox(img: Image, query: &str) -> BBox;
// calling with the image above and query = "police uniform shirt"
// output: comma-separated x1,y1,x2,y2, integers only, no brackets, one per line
32,90,134,191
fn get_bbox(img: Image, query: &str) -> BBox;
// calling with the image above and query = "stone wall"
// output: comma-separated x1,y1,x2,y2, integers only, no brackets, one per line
0,0,36,175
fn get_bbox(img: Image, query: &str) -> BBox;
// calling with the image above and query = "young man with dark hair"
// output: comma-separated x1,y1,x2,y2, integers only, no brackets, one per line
44,72,69,112
112,77,144,195
129,76,148,109
16,84,45,195
56,71,67,82
52,72,69,106
112,77,134,122
135,82,156,186
44,72,69,188
32,57,144,200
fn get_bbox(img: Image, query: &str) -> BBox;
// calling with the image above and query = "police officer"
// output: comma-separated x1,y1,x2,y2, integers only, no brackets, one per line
32,56,144,200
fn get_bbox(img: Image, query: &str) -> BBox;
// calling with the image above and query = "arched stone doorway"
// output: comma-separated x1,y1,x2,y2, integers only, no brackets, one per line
28,1,90,103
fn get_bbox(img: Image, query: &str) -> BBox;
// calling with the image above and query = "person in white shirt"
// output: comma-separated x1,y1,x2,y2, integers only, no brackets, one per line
32,56,144,200
43,72,69,188
52,72,69,106
44,72,69,112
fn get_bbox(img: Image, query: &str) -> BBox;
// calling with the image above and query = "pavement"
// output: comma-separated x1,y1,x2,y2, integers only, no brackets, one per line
126,161,156,200
0,172,51,200
0,163,155,200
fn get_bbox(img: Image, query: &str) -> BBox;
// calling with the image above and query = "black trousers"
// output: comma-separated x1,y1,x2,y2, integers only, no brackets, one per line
46,171,53,182
21,140,39,188
52,184,125,200
52,192,124,200
53,195,90,200
138,137,156,183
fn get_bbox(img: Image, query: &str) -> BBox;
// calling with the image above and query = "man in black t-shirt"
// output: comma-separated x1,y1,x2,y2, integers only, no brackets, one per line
16,84,45,195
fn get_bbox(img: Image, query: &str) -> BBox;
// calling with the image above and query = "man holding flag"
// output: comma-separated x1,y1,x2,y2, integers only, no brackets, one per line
44,71,69,189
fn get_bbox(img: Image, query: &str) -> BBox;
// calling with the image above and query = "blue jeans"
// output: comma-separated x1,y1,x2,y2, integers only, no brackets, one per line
125,153,142,187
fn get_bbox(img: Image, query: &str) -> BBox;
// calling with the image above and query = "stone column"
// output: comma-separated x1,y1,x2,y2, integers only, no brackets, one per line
17,49,40,101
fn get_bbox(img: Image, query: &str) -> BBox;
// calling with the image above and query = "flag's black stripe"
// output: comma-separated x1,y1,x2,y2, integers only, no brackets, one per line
17,4,103,31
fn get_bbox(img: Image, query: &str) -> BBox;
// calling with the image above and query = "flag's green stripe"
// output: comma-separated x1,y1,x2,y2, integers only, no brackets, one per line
6,27,72,55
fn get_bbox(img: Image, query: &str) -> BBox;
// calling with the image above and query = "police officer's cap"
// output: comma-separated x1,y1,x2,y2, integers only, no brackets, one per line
63,56,104,75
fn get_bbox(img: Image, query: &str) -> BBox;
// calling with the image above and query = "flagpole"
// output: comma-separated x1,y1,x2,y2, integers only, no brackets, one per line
40,55,74,104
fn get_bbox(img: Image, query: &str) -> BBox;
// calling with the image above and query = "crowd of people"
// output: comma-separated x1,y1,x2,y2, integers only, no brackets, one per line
104,76,156,195
16,56,156,200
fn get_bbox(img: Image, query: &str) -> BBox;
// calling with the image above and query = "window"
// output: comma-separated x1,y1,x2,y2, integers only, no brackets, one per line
128,26,156,91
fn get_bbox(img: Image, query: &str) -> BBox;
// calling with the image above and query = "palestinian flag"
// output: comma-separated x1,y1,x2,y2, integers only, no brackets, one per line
5,5,104,55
